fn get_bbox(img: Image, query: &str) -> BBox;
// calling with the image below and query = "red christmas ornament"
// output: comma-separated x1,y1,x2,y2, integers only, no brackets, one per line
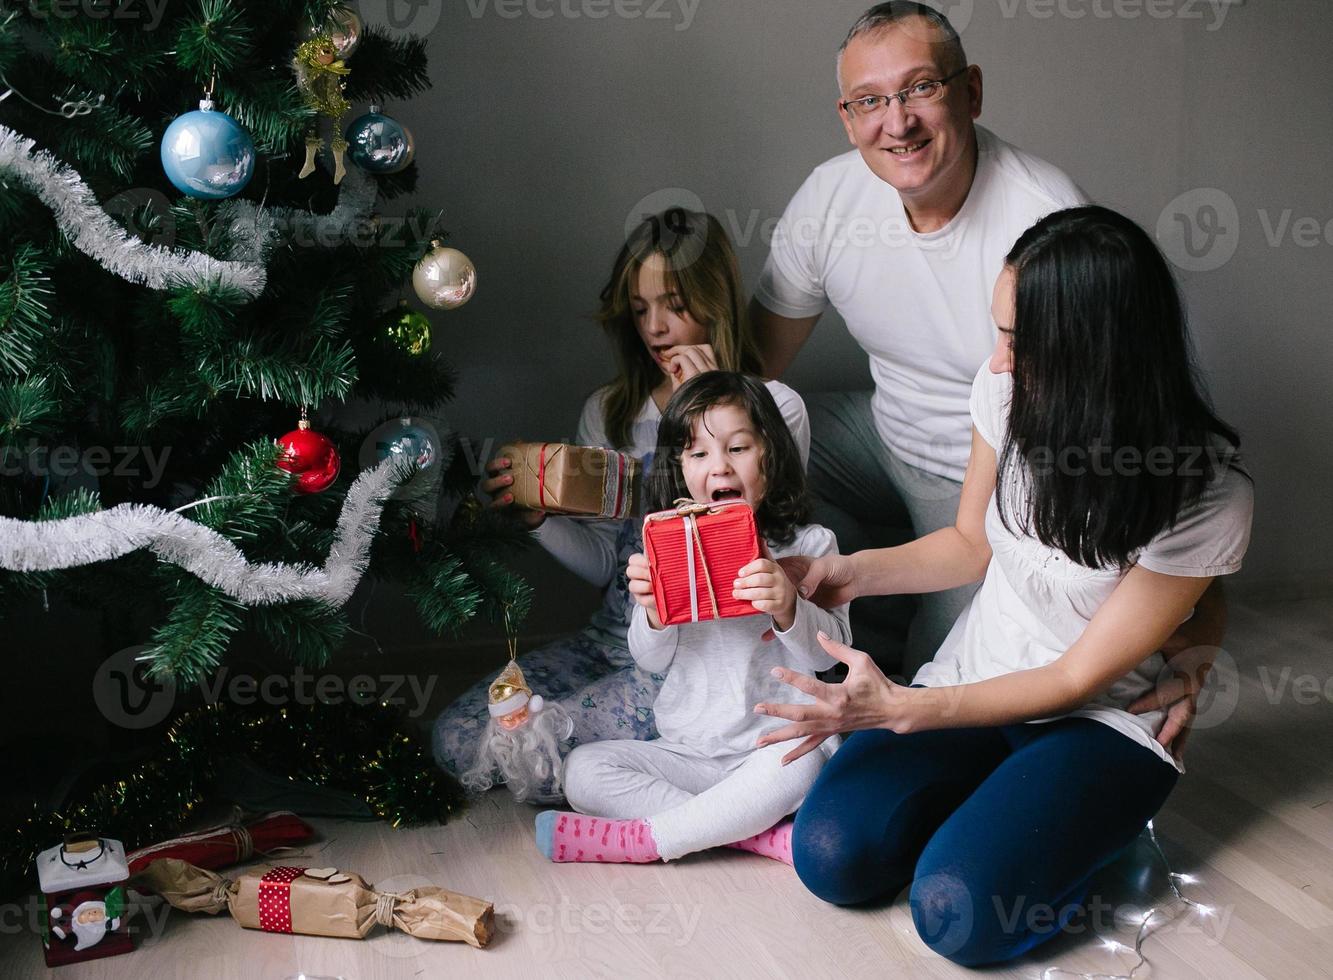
276,418,340,494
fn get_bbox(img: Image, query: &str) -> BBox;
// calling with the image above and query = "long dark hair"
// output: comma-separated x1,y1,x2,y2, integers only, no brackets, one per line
997,205,1245,569
595,208,763,449
646,372,810,547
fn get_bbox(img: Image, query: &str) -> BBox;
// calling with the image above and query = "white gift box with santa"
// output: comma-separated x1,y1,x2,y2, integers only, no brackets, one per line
36,832,134,967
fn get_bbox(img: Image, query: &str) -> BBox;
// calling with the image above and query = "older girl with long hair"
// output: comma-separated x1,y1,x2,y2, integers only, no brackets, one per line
433,208,809,800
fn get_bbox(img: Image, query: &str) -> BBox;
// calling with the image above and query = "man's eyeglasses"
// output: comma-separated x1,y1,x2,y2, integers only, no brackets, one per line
840,67,969,121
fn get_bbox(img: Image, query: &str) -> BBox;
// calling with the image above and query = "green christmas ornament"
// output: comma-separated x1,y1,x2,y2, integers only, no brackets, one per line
381,301,432,357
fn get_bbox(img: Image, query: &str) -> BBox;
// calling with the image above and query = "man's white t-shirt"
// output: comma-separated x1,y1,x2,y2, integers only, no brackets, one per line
757,125,1088,482
913,363,1255,771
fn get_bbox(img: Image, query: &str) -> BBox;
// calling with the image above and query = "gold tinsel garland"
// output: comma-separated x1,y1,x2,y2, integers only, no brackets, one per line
1,700,463,901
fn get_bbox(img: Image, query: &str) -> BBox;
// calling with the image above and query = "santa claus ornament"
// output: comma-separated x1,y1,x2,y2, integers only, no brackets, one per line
461,623,573,804
36,832,133,967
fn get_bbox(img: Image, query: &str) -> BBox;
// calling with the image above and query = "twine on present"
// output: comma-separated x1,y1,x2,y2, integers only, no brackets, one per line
232,823,254,861
676,500,719,622
375,890,409,928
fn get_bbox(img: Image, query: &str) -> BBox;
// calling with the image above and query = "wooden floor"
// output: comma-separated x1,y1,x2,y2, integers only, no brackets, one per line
3,594,1331,979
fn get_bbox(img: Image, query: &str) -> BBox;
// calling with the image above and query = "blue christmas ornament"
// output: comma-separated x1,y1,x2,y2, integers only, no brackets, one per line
374,417,439,470
345,105,415,174
160,99,255,200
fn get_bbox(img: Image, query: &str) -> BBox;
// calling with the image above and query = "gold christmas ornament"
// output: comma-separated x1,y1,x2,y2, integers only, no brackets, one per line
293,35,352,183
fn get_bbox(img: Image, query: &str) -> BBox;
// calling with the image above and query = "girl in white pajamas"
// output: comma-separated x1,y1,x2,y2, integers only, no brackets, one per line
534,372,851,865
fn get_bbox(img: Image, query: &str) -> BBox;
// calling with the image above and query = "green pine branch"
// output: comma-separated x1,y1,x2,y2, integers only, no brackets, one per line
366,164,419,202
143,576,244,682
0,376,60,449
168,279,242,341
464,554,534,626
42,8,169,97
407,554,484,635
172,0,256,79
117,381,197,439
38,486,100,520
214,75,314,153
249,598,349,668
0,244,52,378
346,29,431,103
189,439,290,542
55,103,156,183
353,336,456,412
0,9,23,77
190,333,359,405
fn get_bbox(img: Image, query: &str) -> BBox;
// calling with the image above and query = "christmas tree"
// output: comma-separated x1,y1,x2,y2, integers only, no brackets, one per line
0,0,531,683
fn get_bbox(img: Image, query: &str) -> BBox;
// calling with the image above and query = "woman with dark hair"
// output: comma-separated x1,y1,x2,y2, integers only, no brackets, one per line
753,205,1254,965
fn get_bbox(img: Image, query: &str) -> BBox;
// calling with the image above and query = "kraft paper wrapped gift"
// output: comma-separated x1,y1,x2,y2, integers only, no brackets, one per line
642,499,761,625
499,442,638,519
133,858,495,947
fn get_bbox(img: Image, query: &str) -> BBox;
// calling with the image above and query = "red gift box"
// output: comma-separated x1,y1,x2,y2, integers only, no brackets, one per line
643,499,761,625
126,811,316,877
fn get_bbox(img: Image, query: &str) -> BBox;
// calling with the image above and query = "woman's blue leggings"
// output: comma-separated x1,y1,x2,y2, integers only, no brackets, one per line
792,717,1179,967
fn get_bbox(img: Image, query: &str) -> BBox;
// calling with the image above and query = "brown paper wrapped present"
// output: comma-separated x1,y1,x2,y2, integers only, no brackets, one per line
132,858,494,948
500,441,638,519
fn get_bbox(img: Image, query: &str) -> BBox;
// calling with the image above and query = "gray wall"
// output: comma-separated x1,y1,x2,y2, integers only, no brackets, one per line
372,0,1332,597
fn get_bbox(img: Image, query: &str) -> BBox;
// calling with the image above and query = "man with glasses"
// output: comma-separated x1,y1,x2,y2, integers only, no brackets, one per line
753,2,1087,677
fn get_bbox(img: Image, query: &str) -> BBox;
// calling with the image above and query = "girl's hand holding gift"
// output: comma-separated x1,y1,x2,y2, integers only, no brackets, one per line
481,455,546,529
734,541,798,632
758,552,859,642
626,552,664,630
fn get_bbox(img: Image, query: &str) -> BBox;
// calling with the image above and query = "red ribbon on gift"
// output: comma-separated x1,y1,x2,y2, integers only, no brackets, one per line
538,443,550,510
257,866,304,933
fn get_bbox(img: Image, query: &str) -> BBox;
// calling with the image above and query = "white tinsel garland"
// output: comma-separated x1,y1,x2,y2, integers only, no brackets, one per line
0,125,380,300
0,456,408,607
219,166,378,267
0,124,267,297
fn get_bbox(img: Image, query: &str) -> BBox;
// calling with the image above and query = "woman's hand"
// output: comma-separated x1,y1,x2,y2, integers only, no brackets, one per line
626,552,664,630
1125,642,1218,764
664,344,718,389
785,552,859,608
754,631,911,765
480,455,546,529
734,545,798,632
1125,580,1227,763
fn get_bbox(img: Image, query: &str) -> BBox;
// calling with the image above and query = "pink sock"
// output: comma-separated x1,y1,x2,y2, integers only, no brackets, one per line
726,818,795,865
536,811,661,864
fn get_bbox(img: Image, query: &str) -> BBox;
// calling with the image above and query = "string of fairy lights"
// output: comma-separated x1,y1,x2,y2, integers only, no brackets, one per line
1040,821,1218,980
